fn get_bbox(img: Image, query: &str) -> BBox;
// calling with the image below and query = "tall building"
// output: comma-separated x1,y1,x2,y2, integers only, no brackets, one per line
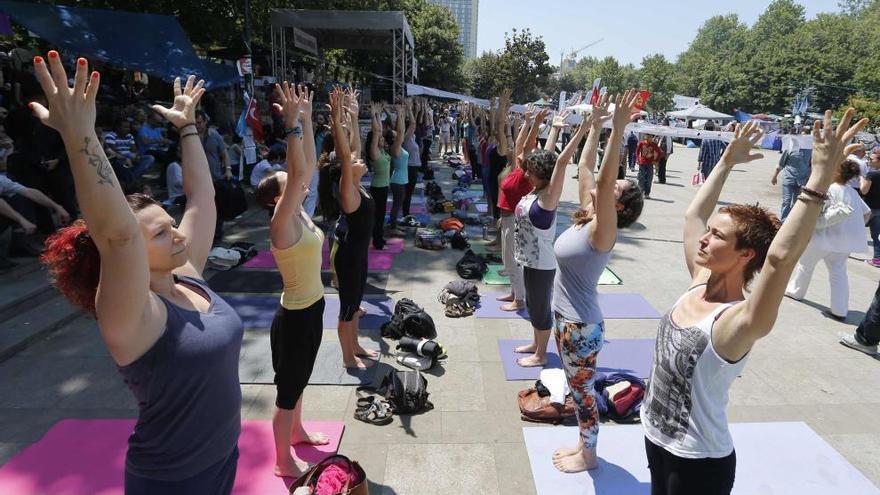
429,0,478,59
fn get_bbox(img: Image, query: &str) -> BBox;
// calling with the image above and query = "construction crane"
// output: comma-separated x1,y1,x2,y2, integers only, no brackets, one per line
559,38,604,74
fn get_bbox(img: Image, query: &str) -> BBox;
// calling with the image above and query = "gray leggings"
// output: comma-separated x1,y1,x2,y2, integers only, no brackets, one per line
523,266,556,330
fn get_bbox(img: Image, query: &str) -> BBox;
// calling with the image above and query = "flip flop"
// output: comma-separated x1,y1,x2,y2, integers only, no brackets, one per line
354,398,393,425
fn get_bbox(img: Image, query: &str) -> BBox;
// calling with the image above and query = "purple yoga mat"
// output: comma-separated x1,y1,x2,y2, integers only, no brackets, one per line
224,294,393,329
497,338,655,380
386,203,426,214
323,237,404,254
474,203,489,213
242,250,396,271
475,291,660,320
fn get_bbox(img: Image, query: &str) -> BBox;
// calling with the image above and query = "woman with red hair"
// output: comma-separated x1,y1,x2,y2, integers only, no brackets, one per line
37,52,242,494
641,113,866,495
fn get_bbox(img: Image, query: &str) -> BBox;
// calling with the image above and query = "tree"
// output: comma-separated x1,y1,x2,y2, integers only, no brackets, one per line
405,1,464,91
744,1,806,112
639,54,676,112
463,51,502,98
495,28,554,102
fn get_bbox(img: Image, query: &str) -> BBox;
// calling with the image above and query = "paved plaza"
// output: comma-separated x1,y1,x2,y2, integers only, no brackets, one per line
1,145,879,494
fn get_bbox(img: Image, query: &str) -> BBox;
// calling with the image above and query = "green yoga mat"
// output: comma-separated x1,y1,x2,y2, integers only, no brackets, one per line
482,264,623,285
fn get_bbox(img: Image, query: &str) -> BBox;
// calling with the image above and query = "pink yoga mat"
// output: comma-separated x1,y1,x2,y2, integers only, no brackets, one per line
385,202,426,214
244,250,396,270
0,419,344,495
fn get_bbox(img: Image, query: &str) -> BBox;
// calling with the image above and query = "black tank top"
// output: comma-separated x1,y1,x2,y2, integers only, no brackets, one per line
336,188,374,248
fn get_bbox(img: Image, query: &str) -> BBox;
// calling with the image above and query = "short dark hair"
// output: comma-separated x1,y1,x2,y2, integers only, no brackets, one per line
834,159,861,185
254,171,281,211
718,203,781,285
617,180,645,228
524,149,556,184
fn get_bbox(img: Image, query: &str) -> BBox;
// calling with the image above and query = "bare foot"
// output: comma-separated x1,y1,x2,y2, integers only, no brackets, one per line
274,455,310,478
291,429,330,446
514,342,536,353
516,354,546,367
501,301,524,311
343,356,375,369
498,270,509,277
354,345,379,359
497,293,515,302
553,447,598,473
553,445,581,459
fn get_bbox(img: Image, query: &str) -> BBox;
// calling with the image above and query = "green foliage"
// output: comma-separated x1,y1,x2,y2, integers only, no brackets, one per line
839,96,880,129
639,54,675,112
463,51,501,98
495,29,554,102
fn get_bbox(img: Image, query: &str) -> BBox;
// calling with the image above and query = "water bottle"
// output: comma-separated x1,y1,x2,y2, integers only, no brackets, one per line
482,225,488,240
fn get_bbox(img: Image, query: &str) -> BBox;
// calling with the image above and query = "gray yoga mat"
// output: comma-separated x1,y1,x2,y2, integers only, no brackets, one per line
209,269,390,295
239,330,381,385
523,422,880,495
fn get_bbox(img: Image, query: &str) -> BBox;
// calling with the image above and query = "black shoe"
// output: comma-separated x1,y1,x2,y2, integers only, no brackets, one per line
822,309,847,322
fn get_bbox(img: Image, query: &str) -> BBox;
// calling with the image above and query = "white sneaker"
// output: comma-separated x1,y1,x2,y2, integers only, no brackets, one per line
838,332,878,355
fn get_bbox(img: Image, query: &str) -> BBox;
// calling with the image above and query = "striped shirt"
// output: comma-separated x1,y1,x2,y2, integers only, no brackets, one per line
104,131,137,159
698,139,726,168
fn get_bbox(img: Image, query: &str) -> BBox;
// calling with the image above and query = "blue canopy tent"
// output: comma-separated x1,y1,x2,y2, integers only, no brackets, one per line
0,0,240,89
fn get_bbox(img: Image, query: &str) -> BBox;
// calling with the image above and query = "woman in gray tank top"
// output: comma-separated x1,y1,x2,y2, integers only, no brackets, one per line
642,114,867,494
37,54,243,494
550,91,645,473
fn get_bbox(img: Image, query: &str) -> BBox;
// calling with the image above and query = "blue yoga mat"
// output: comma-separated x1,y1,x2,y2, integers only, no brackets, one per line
475,291,661,320
225,294,393,329
523,422,880,495
497,338,654,380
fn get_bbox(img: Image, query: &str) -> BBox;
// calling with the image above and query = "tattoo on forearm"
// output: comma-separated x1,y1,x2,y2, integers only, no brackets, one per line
79,137,115,186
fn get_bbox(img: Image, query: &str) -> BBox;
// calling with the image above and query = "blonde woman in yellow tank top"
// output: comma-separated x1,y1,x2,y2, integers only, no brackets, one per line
254,83,330,478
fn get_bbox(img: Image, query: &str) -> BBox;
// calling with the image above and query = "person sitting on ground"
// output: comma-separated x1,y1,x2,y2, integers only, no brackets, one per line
250,148,285,188
37,52,244,494
104,117,156,183
551,90,645,474
137,109,172,162
513,106,590,368
785,159,871,321
254,83,330,478
642,113,866,495
0,172,70,265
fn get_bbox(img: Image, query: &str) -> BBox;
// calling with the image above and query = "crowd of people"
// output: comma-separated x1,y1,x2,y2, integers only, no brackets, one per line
5,47,880,495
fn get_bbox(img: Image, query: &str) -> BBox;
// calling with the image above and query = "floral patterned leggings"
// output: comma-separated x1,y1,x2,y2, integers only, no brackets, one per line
554,313,604,448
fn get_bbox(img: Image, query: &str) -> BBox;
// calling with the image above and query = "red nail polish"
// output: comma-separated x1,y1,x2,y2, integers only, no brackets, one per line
78,58,86,66
27,102,32,109
33,56,42,64
91,71,99,79
48,51,58,59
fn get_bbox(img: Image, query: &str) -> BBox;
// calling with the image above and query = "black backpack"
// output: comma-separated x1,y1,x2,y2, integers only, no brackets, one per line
449,231,470,250
381,298,437,340
382,369,434,414
456,249,488,279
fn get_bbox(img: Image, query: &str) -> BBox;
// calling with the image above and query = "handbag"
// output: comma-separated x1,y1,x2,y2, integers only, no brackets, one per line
289,454,368,495
517,387,576,424
692,171,704,186
816,198,854,229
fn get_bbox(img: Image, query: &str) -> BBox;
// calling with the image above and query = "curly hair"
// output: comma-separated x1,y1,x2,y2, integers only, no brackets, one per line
524,149,557,186
40,194,159,316
718,203,781,285
833,159,861,185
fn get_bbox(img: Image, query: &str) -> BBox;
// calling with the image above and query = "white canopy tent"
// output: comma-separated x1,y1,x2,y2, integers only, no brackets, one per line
668,104,734,121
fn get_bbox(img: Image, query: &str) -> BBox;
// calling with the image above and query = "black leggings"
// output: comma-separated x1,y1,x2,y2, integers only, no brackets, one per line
645,437,736,495
271,298,325,409
403,167,419,217
523,266,555,330
369,186,388,249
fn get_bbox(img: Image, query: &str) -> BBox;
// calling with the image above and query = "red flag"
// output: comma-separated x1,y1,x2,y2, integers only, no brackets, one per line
589,78,601,105
634,91,651,112
245,97,264,142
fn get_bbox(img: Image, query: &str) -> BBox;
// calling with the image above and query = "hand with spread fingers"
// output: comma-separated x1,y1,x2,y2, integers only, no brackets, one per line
720,120,765,166
587,92,612,129
151,75,206,130
30,52,100,137
272,81,304,130
611,89,640,130
811,108,868,179
552,110,571,128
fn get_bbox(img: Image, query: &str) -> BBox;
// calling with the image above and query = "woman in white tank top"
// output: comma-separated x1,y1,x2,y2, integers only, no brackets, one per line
642,113,867,495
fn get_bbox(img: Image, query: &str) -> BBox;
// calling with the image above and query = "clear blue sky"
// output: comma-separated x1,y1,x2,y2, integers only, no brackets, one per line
476,0,843,66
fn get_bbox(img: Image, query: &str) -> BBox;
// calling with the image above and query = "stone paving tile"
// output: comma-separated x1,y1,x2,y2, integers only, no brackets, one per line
824,433,880,487
382,443,499,495
494,441,537,495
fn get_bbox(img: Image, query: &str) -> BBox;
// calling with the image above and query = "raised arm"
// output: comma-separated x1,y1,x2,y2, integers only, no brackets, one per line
576,94,611,209
544,110,569,151
270,82,309,249
367,102,382,162
540,113,587,211
390,104,405,158
332,90,361,214
514,108,534,165
682,122,765,278
151,76,213,277
405,98,417,138
346,89,361,160
718,111,867,354
495,89,512,156
33,53,150,349
300,85,317,172
590,90,638,252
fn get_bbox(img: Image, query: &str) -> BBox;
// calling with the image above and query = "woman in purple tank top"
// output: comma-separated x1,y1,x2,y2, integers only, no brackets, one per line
38,53,242,494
